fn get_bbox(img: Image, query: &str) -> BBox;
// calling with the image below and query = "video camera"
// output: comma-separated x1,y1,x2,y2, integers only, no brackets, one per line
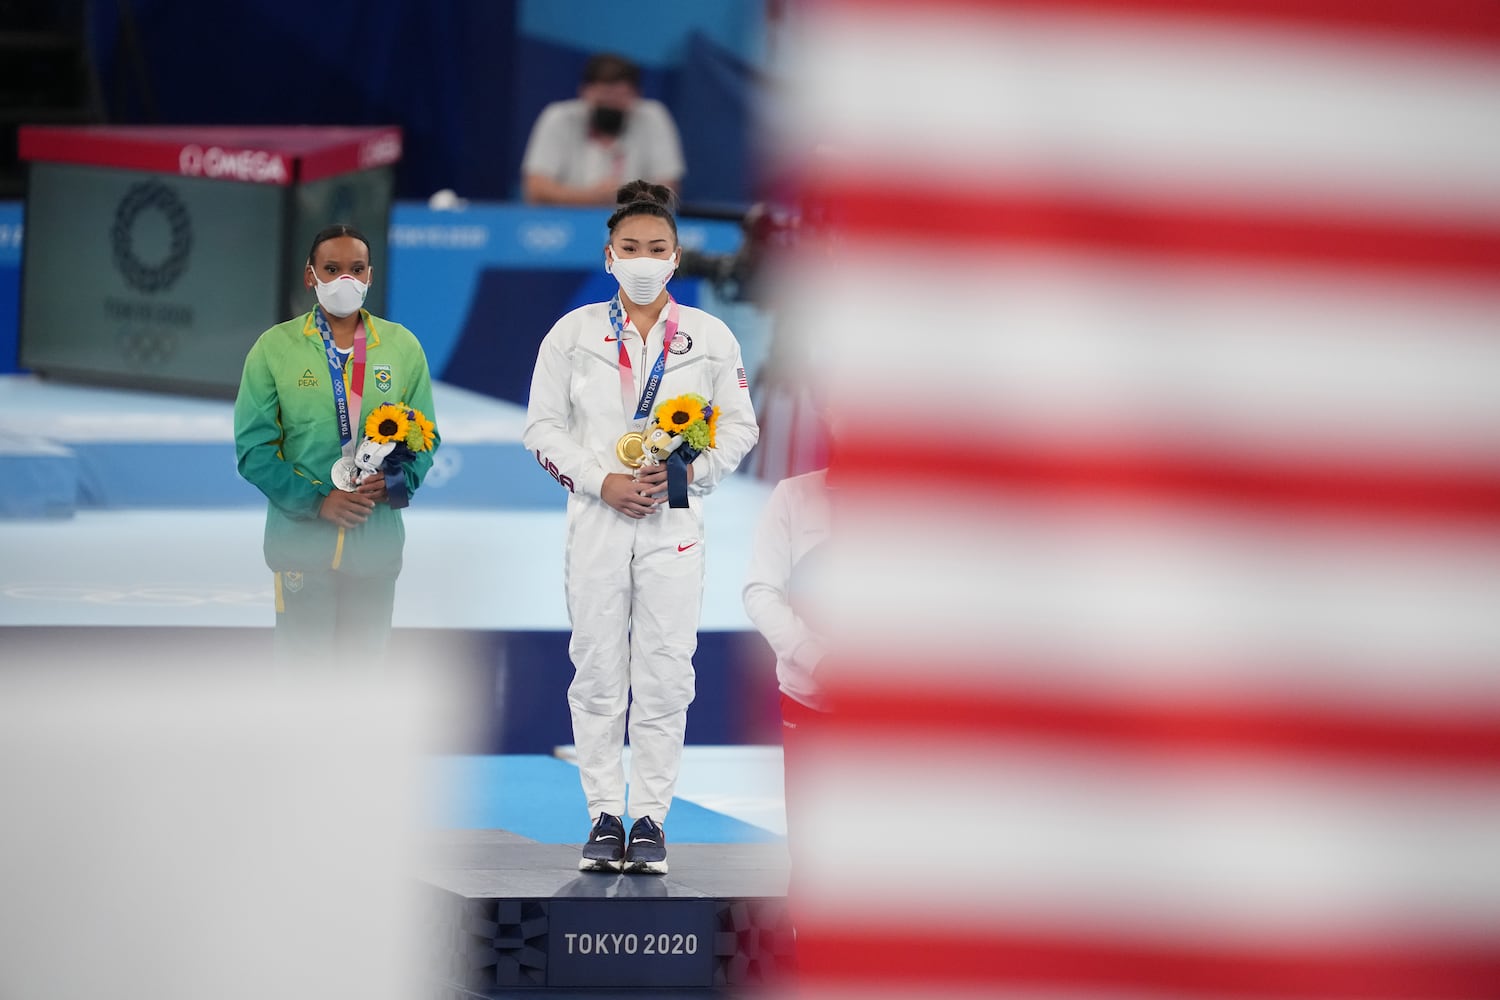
676,201,800,305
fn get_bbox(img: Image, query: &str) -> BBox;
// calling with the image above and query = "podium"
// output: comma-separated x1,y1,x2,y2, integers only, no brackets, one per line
17,125,401,396
425,831,796,993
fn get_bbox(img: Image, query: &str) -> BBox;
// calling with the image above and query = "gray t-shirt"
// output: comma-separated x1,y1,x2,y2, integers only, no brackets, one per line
521,98,686,190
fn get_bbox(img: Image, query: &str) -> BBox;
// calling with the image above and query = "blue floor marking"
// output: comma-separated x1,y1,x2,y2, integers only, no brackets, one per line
431,755,780,844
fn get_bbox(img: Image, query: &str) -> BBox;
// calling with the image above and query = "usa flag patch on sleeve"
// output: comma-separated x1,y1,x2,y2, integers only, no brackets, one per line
737,367,748,388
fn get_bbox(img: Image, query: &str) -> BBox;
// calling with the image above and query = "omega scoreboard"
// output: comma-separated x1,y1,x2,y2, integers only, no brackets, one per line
17,125,401,396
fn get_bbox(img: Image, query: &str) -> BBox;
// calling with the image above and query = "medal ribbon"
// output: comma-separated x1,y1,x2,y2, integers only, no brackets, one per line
611,293,680,431
313,308,368,458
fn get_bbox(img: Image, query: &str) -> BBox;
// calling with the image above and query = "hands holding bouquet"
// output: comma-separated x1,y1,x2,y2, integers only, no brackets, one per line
326,402,435,521
643,393,716,508
354,402,435,510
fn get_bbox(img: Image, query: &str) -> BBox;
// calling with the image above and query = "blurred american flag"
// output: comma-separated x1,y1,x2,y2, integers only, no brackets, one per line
776,1,1500,996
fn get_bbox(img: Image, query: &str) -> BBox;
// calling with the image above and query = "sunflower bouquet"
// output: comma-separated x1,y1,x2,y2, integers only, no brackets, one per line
644,393,716,507
365,402,436,454
353,402,437,509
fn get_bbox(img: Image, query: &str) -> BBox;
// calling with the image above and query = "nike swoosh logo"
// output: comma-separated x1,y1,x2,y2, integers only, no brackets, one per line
604,335,622,342
632,837,658,844
596,835,620,841
677,542,698,552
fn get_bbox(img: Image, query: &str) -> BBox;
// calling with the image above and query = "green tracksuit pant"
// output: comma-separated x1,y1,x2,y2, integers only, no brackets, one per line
272,568,397,666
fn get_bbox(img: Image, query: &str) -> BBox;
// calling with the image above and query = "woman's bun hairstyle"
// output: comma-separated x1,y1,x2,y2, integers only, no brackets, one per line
614,180,675,211
606,179,679,239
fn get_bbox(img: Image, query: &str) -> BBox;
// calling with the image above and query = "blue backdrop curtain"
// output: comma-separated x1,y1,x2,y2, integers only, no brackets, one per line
87,1,759,205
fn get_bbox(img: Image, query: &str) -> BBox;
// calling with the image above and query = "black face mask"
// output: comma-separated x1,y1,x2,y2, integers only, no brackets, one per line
590,105,626,137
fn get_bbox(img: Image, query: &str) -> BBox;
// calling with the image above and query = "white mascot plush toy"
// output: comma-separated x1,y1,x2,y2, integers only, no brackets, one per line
354,437,397,483
644,427,685,464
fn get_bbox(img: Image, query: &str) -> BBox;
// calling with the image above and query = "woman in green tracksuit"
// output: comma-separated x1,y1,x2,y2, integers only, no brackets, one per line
234,224,439,664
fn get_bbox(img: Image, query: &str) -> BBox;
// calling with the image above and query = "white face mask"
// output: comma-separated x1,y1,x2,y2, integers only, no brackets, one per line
310,270,371,318
607,249,677,306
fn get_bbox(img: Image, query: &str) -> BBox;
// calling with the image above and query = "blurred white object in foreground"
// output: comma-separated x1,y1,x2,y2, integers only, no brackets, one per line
0,639,471,1000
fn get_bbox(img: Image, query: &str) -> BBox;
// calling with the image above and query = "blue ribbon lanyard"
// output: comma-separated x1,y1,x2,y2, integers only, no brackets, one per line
611,294,680,431
313,308,367,456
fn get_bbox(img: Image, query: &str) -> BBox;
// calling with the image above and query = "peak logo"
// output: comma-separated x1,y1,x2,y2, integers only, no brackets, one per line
178,144,288,184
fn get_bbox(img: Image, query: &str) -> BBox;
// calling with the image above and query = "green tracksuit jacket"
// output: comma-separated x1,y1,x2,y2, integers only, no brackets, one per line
234,309,439,578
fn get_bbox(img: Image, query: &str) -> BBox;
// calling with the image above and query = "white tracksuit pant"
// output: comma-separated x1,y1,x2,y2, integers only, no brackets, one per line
565,490,704,823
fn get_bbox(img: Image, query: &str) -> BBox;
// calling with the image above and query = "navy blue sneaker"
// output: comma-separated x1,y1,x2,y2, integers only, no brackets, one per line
623,816,667,874
579,812,625,872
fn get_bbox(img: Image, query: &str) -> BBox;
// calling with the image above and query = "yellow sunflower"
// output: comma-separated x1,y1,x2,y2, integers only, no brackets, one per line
706,403,719,448
405,410,437,452
365,403,409,444
656,393,708,433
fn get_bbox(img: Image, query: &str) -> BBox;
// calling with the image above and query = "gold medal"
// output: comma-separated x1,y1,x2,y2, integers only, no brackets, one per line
616,431,647,469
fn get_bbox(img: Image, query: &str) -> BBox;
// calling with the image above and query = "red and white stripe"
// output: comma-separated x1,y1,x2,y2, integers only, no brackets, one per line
777,1,1500,996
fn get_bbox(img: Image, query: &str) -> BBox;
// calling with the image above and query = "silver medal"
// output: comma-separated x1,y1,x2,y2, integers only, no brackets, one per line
331,456,360,492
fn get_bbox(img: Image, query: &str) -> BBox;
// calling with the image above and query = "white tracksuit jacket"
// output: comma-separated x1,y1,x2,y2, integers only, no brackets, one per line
742,469,832,713
523,297,758,823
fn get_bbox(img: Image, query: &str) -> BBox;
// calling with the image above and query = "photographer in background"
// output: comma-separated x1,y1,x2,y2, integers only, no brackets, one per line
521,53,685,206
679,198,829,481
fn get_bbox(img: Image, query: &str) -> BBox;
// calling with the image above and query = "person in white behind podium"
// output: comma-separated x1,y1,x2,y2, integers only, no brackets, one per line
742,467,832,858
523,180,758,874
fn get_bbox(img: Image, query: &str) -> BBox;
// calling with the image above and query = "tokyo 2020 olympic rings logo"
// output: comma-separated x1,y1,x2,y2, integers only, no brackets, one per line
422,446,462,488
116,327,179,367
111,180,193,294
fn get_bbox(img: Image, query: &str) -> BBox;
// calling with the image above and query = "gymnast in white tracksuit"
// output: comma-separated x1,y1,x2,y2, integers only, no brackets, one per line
523,181,758,869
